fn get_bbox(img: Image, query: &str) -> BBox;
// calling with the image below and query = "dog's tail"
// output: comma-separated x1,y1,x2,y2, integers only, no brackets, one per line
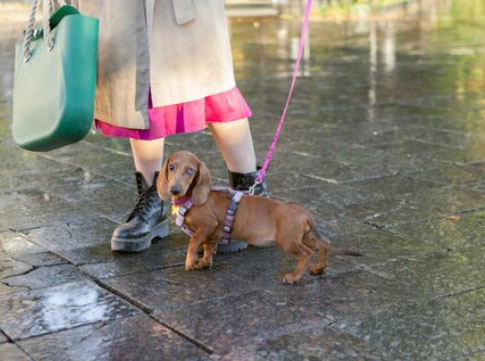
314,228,362,257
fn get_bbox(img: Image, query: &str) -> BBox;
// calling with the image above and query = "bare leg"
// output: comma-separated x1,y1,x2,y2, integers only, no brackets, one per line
209,118,256,173
129,138,164,186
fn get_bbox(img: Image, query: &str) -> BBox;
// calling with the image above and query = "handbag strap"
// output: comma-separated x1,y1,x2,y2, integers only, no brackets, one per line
22,0,55,62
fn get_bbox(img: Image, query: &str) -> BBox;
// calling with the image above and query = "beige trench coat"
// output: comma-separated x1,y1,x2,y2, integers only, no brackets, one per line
75,0,236,129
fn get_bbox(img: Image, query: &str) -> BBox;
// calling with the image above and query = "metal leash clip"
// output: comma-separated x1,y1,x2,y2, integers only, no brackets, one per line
247,179,261,195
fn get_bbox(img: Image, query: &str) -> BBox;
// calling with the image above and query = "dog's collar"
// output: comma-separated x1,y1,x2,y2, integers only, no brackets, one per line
175,197,195,236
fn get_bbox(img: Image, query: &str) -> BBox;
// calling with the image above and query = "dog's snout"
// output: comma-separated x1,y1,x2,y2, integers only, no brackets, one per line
170,186,180,195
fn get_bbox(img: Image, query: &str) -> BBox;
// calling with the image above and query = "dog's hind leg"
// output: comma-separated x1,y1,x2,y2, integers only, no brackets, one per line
304,234,329,276
277,229,314,284
282,247,313,284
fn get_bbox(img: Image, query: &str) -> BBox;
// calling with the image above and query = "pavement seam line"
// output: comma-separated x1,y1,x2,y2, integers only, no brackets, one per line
431,285,485,302
447,346,485,361
95,278,215,355
32,248,216,355
0,329,35,361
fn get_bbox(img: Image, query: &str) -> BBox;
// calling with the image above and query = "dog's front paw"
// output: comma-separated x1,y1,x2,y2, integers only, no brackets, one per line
282,273,299,284
194,258,212,270
309,264,326,275
185,260,198,271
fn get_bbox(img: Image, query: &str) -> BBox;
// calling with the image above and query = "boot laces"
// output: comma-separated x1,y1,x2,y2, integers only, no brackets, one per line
127,190,153,221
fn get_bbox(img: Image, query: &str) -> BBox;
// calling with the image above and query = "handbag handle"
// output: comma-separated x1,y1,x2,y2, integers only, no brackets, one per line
22,0,55,63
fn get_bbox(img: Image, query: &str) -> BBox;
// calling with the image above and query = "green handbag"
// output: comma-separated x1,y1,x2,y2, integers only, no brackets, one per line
12,0,99,152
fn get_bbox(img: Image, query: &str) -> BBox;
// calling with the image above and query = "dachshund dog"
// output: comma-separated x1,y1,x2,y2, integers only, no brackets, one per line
157,151,360,284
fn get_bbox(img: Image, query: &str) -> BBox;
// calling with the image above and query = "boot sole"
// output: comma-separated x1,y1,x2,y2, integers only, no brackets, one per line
111,218,169,253
216,240,248,254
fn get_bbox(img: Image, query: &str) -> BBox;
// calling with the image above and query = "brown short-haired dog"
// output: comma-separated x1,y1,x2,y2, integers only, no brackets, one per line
158,151,360,284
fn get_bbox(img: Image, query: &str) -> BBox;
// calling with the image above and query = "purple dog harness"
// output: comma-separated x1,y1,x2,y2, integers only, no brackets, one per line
174,187,244,245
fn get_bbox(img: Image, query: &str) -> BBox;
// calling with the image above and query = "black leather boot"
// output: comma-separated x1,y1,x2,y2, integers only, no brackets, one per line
111,172,169,252
217,167,269,254
228,166,269,197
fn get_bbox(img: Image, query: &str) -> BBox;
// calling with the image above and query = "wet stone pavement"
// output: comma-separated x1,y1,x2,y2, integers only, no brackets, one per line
1,0,485,360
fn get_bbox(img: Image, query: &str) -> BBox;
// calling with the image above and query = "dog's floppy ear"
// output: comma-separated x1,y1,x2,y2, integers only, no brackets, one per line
191,160,212,206
157,156,170,201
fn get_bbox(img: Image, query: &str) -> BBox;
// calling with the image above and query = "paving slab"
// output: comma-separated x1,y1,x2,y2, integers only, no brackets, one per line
0,166,86,195
390,211,485,252
340,197,449,228
411,128,485,149
212,248,358,288
0,280,138,340
331,230,423,265
317,215,373,237
0,343,31,361
217,326,384,361
411,165,485,188
0,282,29,296
347,174,443,200
0,231,48,259
153,289,329,355
18,315,210,361
22,218,119,250
14,169,137,224
460,352,485,361
80,246,187,279
432,147,485,165
269,151,402,184
342,289,485,361
45,173,136,223
364,246,485,302
0,142,72,177
82,133,132,154
2,264,88,291
0,189,88,231
22,217,187,267
404,185,485,213
275,180,386,211
0,258,33,280
102,262,260,313
398,91,485,113
80,236,267,280
11,252,66,268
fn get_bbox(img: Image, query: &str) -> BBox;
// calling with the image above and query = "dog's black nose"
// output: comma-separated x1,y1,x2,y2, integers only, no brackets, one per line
170,186,180,195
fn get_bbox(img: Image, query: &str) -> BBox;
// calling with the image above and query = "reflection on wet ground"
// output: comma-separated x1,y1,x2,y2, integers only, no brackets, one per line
1,0,485,359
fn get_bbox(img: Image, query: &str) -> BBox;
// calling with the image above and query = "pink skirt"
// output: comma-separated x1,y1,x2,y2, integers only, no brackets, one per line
94,87,252,140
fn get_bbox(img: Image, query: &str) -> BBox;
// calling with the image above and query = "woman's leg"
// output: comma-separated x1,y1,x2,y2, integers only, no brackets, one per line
209,118,256,174
209,117,267,253
129,138,165,186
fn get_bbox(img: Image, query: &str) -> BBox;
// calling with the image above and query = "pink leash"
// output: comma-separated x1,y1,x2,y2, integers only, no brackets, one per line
250,0,313,192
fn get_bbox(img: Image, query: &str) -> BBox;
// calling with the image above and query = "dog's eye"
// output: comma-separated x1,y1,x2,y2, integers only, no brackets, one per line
168,164,175,171
187,168,195,175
